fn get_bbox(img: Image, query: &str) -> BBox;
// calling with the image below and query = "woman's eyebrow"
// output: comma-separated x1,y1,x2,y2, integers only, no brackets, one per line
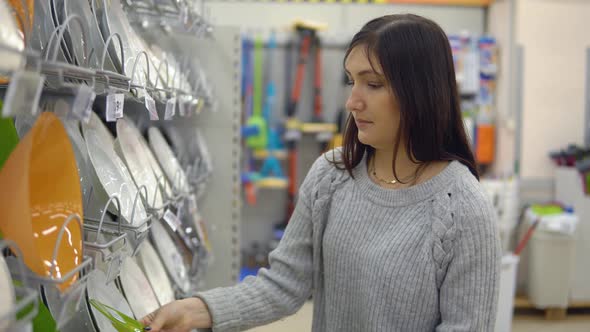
344,68,381,77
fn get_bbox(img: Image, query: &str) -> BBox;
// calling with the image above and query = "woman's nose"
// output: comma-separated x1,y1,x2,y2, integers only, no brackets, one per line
346,90,365,113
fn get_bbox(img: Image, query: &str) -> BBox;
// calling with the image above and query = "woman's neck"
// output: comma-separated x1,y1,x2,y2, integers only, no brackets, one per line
370,146,450,187
372,146,419,182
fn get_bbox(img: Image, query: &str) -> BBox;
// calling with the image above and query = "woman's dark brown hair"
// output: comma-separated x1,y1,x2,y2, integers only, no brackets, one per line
334,14,479,181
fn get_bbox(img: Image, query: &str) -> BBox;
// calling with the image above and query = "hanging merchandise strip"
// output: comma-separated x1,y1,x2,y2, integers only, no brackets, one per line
123,0,213,36
0,1,227,319
0,14,212,122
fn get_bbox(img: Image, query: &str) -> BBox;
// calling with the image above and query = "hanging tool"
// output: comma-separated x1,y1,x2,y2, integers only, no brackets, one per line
240,37,257,205
283,26,313,223
309,35,336,153
282,20,328,224
245,36,268,151
259,32,285,180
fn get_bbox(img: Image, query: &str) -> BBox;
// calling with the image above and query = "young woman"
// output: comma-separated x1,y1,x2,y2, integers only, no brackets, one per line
141,14,501,332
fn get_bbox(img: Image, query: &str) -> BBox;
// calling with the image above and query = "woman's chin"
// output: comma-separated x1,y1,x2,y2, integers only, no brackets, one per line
357,132,373,146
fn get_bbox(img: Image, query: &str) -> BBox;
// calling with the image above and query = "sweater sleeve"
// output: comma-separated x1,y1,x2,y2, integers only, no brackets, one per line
195,156,332,332
435,184,501,332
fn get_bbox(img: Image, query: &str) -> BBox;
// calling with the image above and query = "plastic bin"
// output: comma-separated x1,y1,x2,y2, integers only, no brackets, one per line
526,210,578,308
495,254,519,332
555,167,590,301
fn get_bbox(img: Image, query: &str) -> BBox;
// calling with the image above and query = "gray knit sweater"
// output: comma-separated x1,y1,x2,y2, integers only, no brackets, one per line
197,150,501,332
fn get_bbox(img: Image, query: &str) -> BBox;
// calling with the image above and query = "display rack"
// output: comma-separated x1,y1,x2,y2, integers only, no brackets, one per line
1,2,241,329
152,27,243,288
120,23,242,288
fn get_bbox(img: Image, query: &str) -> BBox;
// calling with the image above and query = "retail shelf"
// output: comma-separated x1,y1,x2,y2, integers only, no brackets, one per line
256,177,289,189
252,149,287,160
301,122,337,134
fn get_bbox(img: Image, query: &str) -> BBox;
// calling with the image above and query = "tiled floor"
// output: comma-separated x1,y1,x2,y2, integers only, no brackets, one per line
249,302,590,332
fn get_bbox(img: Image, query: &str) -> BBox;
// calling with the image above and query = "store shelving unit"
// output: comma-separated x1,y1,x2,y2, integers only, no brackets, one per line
0,0,243,327
185,27,243,288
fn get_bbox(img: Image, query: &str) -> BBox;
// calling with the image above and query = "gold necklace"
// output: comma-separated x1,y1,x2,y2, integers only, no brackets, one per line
370,159,419,185
370,163,398,185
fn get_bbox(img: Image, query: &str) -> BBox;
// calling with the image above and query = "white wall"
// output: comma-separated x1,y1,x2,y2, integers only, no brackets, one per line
205,2,486,37
516,0,590,178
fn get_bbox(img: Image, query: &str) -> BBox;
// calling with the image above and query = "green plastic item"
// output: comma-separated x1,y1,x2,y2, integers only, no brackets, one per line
246,37,268,150
89,299,144,332
0,101,20,170
12,280,59,332
531,204,563,216
31,297,59,332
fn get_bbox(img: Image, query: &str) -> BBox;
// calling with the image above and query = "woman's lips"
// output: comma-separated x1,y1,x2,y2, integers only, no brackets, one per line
355,119,373,129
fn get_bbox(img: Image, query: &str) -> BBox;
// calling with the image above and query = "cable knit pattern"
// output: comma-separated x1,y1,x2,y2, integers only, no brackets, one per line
431,191,458,288
196,149,501,332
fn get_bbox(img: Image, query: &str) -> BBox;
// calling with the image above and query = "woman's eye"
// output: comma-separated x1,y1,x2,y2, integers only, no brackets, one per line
368,82,383,89
346,80,354,86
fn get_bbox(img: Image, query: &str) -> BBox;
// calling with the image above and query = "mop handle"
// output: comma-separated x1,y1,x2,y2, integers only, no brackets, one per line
514,218,540,256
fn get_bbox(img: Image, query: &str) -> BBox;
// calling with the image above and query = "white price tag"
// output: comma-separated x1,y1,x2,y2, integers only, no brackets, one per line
106,93,125,122
2,70,45,117
73,85,96,123
163,209,181,232
164,97,176,120
144,92,158,120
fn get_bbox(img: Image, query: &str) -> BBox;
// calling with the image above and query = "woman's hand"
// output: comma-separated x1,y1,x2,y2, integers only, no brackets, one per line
140,297,213,332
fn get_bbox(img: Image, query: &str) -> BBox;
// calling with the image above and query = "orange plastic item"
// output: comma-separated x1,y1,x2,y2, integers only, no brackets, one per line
0,113,83,292
245,181,257,205
7,0,34,34
475,124,495,165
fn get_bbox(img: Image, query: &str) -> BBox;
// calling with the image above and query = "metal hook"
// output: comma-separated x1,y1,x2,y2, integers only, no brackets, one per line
44,25,65,61
90,0,115,70
100,33,125,75
97,196,122,239
129,50,151,87
48,15,90,65
49,213,84,280
153,58,170,89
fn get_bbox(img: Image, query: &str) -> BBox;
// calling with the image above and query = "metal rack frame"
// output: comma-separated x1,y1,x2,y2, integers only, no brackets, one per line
162,26,242,288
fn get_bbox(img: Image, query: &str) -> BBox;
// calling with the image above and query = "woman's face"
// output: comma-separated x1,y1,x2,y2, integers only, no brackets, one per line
344,46,401,150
